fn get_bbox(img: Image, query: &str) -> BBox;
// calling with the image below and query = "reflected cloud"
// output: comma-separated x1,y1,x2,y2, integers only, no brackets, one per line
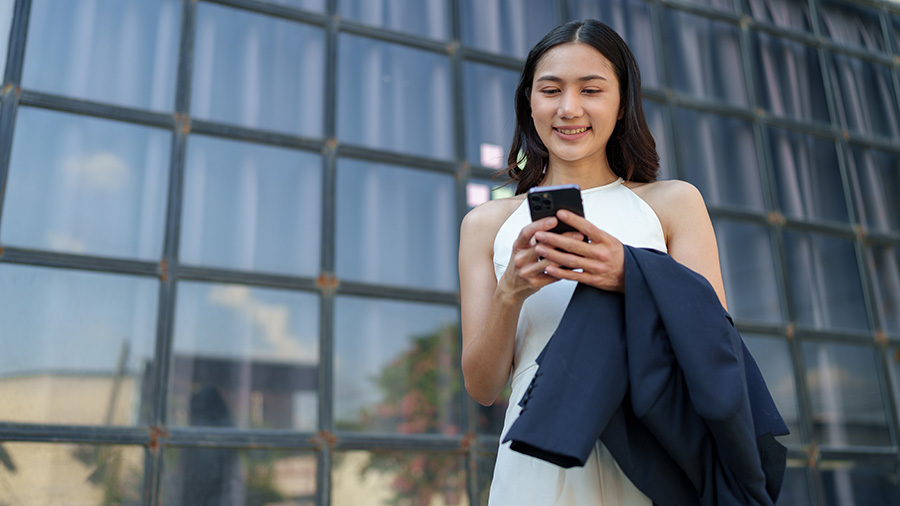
62,151,130,191
208,285,316,363
44,231,87,253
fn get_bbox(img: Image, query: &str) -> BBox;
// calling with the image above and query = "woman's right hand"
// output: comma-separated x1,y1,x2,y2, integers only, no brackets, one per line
497,216,583,301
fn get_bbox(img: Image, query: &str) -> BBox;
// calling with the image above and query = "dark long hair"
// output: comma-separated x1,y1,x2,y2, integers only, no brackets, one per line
505,19,659,194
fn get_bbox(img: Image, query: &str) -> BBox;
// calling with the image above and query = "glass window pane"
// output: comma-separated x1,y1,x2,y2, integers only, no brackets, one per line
714,220,783,323
191,3,324,138
462,62,517,170
742,0,812,32
752,33,829,125
476,385,510,437
784,231,869,332
643,100,672,180
0,442,144,505
663,10,748,106
21,0,180,111
477,452,497,506
674,108,764,211
0,265,158,426
777,463,814,506
848,145,900,234
332,450,467,506
743,334,801,443
336,160,457,291
180,136,322,277
820,460,900,506
170,282,319,431
818,0,886,53
334,296,461,435
263,0,324,11
466,177,515,211
459,0,556,59
337,35,452,159
829,53,900,139
0,0,13,75
162,448,316,505
870,244,900,336
893,15,900,55
2,107,170,260
768,127,848,223
566,0,659,88
801,340,890,447
339,0,449,40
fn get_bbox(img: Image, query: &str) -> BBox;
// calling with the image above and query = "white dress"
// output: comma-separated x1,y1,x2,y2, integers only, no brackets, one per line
489,177,667,506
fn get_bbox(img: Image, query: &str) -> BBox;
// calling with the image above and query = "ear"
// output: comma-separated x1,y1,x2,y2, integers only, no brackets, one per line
617,106,625,121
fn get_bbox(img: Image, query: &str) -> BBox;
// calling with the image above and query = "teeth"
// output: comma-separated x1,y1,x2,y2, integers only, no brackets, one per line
557,127,588,135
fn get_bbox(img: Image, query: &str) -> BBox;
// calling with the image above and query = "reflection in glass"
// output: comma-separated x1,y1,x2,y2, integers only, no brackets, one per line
339,0,449,40
180,135,322,277
783,231,868,332
2,107,170,260
0,0,13,74
674,108,763,210
752,33,829,125
263,0,325,11
742,0,812,32
767,128,847,223
818,0,886,52
477,452,497,506
663,10,747,106
869,245,900,336
332,450,467,506
338,35,452,159
566,0,658,87
333,296,461,434
820,460,900,506
642,100,670,180
21,0,180,111
848,145,900,234
0,442,144,506
466,178,514,211
462,62,518,169
801,341,890,447
192,3,324,137
714,220,782,323
162,448,316,505
476,385,510,437
459,0,556,58
0,265,157,426
776,463,812,506
829,53,899,139
743,334,801,442
171,282,319,431
336,160,457,291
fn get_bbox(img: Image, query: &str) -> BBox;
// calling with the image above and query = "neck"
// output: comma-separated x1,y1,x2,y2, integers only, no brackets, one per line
540,157,619,188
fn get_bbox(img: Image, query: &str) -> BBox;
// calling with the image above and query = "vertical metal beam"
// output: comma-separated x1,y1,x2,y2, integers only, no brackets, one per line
0,0,31,238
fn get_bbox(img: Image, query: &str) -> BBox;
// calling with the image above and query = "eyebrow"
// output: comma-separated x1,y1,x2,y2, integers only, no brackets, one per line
535,74,608,83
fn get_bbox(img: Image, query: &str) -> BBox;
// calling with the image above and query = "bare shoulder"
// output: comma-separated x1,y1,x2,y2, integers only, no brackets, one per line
460,194,526,245
624,179,710,240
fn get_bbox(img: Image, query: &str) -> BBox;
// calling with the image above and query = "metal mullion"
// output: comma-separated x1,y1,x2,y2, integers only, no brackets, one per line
2,0,30,85
758,112,842,141
733,320,790,336
188,118,325,152
202,0,328,26
166,428,320,449
17,90,173,130
793,326,879,344
818,445,900,460
667,92,759,121
177,264,319,291
0,422,150,445
338,18,450,55
457,46,523,72
336,280,459,306
845,130,900,155
706,205,771,223
651,0,683,180
336,143,457,174
335,432,464,452
0,246,160,277
781,218,857,238
659,0,743,25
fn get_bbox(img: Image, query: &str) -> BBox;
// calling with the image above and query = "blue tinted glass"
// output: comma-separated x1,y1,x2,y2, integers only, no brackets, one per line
642,100,671,180
743,0,812,32
767,128,848,223
848,145,900,234
21,0,180,111
664,10,748,106
870,244,900,336
339,0,449,39
566,0,658,87
2,107,170,260
776,466,813,506
714,220,783,323
180,136,322,277
0,0,12,75
462,62,517,169
337,35,452,159
332,451,466,504
336,159,457,291
171,282,320,431
460,0,556,58
674,108,764,210
743,334,801,443
752,33,830,124
784,231,869,332
829,53,900,139
819,0,886,52
263,0,324,10
192,3,324,137
0,264,158,426
333,297,461,434
820,461,900,506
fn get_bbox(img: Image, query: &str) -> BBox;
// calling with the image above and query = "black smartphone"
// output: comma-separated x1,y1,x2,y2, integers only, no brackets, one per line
527,184,585,235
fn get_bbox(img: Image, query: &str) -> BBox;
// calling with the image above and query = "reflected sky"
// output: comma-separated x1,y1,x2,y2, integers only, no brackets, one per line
743,334,801,444
460,0,554,58
339,0,449,40
714,219,783,323
0,0,12,74
463,61,517,168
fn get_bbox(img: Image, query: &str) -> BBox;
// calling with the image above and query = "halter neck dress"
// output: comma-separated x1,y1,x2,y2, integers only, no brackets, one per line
489,177,667,506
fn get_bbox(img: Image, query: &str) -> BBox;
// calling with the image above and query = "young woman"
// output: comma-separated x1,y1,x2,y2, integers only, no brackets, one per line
458,19,728,505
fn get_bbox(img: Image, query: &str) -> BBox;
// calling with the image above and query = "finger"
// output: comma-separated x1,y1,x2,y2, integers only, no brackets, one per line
555,210,615,244
513,216,560,249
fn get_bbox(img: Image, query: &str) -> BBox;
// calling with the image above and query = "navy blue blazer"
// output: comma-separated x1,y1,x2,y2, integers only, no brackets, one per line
503,246,789,506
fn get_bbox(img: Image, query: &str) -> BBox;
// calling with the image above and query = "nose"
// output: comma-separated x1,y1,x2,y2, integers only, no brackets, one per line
557,89,583,118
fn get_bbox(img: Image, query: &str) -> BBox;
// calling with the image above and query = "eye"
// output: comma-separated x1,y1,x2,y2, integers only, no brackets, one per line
540,88,560,96
583,88,602,95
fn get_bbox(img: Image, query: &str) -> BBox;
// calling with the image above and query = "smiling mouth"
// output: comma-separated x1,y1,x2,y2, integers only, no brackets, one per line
554,126,590,135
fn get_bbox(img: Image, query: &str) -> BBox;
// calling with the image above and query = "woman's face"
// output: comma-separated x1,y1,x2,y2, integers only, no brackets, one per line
529,42,623,170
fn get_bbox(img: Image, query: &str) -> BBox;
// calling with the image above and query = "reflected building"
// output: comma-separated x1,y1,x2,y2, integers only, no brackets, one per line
0,0,899,505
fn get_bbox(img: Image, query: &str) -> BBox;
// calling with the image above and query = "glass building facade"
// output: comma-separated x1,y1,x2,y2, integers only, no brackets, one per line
0,0,897,504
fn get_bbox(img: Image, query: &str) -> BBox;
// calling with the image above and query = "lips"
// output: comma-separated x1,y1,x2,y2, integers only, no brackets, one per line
554,126,590,135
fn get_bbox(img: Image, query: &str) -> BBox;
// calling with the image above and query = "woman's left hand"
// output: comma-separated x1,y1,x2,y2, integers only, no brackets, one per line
532,209,626,292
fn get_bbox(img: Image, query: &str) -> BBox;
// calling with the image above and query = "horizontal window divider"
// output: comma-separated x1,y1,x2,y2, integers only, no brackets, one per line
783,444,813,461
845,131,900,155
0,422,150,445
781,218,858,238
0,246,160,277
165,427,321,450
641,88,668,102
335,280,458,305
757,114,841,140
18,90,174,130
202,0,328,27
734,321,791,336
475,435,500,453
667,94,757,120
816,38,895,67
176,265,319,292
336,144,456,173
338,19,450,55
658,0,743,25
746,18,822,48
188,118,325,153
707,207,770,224
468,166,508,182
865,231,900,245
334,431,465,452
457,48,523,71
816,445,900,461
792,326,879,344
